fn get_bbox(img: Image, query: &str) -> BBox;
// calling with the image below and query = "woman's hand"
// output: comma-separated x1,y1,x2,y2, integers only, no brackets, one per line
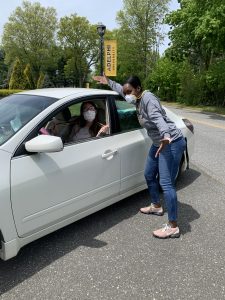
155,138,171,157
92,74,108,85
96,124,109,137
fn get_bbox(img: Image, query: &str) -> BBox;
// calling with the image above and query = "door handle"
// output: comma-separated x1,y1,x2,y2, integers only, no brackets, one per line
102,149,118,159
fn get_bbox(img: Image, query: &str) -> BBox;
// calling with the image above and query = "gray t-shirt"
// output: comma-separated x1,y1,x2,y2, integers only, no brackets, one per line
71,125,91,141
108,79,183,146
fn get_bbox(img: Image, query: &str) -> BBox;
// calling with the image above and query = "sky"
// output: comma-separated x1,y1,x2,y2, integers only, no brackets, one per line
0,0,180,54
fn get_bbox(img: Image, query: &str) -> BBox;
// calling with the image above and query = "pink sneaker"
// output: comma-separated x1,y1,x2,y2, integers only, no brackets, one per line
140,204,163,216
153,224,180,239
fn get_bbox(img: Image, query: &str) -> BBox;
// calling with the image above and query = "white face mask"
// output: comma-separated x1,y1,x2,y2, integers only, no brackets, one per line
125,94,137,104
83,110,96,122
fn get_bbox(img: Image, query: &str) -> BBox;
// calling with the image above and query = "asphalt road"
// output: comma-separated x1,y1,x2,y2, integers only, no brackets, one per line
0,107,225,300
170,106,225,185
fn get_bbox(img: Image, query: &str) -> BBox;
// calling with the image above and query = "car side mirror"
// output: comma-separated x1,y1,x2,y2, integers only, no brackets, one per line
25,135,63,153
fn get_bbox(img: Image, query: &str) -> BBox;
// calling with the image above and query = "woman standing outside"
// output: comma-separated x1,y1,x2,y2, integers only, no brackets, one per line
93,74,186,239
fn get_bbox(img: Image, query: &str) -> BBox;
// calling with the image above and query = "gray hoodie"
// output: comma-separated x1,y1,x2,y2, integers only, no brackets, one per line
108,79,183,147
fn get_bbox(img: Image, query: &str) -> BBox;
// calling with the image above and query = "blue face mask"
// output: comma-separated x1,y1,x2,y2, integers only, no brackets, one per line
125,94,137,104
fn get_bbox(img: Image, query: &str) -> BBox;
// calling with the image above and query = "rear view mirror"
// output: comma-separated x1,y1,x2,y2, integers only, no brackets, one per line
25,135,63,153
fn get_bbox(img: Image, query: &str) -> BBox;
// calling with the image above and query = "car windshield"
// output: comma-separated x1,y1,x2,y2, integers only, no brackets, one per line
0,94,57,146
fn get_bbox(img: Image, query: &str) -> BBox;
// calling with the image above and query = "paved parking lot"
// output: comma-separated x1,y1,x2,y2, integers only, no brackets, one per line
0,165,224,300
0,107,225,300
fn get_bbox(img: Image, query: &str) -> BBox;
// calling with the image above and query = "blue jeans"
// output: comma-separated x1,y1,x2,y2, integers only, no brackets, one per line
144,137,186,222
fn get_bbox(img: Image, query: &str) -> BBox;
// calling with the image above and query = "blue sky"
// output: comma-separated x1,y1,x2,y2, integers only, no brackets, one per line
0,0,180,54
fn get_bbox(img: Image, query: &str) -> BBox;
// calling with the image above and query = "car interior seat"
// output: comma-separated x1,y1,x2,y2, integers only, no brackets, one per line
46,107,71,142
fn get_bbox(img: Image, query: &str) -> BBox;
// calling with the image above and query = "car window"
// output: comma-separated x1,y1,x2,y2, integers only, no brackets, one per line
41,98,110,144
0,94,56,145
115,97,141,132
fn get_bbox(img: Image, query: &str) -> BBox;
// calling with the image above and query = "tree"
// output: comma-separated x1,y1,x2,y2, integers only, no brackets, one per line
115,0,169,83
2,1,58,85
205,59,225,106
165,0,225,105
9,58,27,89
0,48,8,88
24,63,34,89
177,60,203,105
166,0,225,71
58,14,99,87
64,58,79,87
145,57,179,100
36,72,45,89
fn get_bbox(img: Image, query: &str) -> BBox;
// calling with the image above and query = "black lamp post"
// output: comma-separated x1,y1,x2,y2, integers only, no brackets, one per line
97,22,106,76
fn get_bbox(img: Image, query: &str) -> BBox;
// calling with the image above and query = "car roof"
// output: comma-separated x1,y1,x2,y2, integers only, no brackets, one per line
17,88,118,99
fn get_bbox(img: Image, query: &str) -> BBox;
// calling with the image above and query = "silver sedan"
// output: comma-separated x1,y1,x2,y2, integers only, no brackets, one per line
0,88,194,260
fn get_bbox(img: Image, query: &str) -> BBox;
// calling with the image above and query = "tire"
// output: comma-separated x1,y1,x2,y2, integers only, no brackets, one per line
176,153,185,181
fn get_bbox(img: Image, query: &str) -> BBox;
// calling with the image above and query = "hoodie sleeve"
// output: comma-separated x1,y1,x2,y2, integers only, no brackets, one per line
108,79,125,98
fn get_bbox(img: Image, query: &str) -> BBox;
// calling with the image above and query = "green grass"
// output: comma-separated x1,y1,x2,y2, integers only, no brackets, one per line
161,101,225,116
0,89,23,97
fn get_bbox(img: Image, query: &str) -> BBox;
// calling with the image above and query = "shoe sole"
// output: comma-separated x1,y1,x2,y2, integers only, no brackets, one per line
153,232,180,239
140,210,164,216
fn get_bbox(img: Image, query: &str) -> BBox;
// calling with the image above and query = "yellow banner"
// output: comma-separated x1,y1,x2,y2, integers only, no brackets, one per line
104,40,117,76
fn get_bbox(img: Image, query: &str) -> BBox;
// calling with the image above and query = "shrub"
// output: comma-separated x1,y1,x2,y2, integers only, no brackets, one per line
9,58,27,89
145,57,180,101
0,89,23,97
177,61,203,105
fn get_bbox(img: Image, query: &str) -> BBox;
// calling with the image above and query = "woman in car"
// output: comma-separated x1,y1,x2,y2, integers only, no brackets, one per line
69,101,108,141
93,74,186,239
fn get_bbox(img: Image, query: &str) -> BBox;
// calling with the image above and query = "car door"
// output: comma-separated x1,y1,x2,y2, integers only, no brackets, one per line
10,97,120,238
111,96,151,194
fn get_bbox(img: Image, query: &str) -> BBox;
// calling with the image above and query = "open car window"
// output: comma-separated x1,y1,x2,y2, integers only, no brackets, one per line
40,98,110,144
